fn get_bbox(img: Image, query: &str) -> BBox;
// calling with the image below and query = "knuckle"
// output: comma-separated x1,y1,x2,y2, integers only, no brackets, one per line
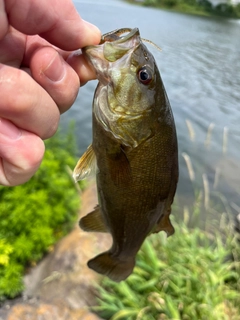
0,66,33,115
0,136,45,186
57,70,80,113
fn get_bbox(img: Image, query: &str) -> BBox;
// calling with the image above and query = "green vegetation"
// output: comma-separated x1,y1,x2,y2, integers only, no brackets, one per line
0,126,82,300
93,217,240,320
128,0,240,18
93,120,240,320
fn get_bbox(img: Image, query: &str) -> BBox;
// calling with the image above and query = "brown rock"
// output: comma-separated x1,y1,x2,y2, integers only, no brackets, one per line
6,303,99,320
1,183,110,320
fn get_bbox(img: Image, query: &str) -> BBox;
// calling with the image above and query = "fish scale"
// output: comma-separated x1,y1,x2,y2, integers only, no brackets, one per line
73,28,178,282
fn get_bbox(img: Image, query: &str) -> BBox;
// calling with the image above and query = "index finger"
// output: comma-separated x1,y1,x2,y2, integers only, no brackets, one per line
4,0,101,50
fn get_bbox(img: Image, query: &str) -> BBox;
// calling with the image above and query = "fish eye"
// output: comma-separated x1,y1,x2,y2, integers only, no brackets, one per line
138,66,152,85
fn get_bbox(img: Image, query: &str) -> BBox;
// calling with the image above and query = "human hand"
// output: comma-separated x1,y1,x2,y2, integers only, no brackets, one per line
0,0,101,186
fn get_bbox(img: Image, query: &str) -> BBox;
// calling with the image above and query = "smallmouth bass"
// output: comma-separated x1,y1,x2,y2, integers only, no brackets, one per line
73,28,178,282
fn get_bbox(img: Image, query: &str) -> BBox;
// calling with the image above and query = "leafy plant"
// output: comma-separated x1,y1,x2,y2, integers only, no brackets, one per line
0,126,82,300
93,217,240,320
92,117,240,319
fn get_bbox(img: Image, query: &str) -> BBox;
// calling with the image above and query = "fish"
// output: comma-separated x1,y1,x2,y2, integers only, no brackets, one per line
73,28,178,282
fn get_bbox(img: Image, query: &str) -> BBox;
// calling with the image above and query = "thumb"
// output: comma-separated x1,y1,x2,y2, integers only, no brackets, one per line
5,0,101,50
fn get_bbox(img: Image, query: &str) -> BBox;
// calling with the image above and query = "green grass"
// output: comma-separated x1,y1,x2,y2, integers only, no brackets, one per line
93,218,240,320
92,119,240,320
0,125,83,300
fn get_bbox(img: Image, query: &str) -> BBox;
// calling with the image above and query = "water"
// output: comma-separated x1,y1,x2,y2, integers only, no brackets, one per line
61,0,240,221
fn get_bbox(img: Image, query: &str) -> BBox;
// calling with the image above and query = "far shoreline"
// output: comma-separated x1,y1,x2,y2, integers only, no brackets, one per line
126,0,240,19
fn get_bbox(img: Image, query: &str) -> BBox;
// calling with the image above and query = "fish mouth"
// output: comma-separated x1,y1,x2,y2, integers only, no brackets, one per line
82,28,141,81
99,28,140,46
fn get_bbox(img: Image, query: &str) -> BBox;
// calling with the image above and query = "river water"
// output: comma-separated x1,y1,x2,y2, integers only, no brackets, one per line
61,0,240,223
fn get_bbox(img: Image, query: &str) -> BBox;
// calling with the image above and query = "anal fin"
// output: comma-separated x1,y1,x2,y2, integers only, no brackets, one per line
79,205,108,233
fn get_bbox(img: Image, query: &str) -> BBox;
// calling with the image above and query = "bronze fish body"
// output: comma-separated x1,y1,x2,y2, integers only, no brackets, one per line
73,28,178,282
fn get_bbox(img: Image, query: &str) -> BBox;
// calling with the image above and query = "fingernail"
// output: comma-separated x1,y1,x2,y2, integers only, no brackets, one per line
43,52,66,82
0,118,21,140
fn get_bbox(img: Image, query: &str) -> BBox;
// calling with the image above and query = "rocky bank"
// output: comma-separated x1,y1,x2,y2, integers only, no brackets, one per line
0,183,111,320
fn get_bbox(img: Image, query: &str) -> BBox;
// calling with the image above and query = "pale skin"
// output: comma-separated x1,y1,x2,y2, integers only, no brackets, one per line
0,0,101,186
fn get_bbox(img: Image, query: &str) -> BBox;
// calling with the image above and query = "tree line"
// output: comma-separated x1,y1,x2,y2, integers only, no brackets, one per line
130,0,240,18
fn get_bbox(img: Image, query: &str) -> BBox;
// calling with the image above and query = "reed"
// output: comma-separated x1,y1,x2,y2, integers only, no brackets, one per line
93,216,240,320
93,119,240,320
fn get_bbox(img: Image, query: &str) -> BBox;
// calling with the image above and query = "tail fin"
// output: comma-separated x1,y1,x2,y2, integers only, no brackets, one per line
87,251,135,282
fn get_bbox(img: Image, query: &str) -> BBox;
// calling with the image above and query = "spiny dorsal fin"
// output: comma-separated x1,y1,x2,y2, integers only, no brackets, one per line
73,144,96,182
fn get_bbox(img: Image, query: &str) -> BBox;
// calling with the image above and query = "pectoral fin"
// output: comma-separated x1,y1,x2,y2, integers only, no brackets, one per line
79,205,108,233
73,144,96,182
